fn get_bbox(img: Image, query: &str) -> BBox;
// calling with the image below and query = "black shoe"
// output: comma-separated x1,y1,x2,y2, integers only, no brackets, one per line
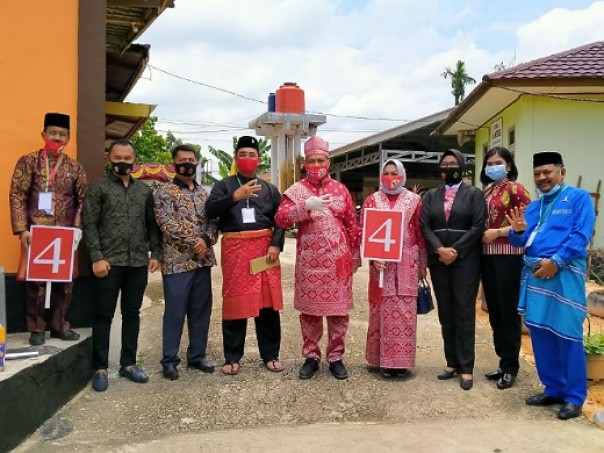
29,332,45,346
396,369,410,378
299,358,319,379
460,377,474,391
380,368,396,378
496,373,516,390
380,368,409,379
525,392,564,406
50,329,80,341
187,358,215,373
485,368,502,381
557,403,582,420
118,365,149,383
163,365,179,381
91,370,109,392
437,369,457,380
328,360,349,380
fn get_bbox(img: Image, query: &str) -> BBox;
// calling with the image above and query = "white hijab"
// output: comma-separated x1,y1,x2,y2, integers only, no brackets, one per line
380,159,407,195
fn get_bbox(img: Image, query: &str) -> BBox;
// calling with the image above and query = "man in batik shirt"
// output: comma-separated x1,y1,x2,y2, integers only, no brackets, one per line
9,112,87,346
154,144,218,381
275,135,360,380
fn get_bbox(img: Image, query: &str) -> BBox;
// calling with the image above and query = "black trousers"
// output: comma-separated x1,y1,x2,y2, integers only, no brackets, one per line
481,254,523,375
92,266,148,370
430,259,480,374
222,308,281,364
161,267,213,367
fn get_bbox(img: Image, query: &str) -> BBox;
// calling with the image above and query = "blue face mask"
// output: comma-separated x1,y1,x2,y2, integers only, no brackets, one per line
536,183,562,198
485,164,507,181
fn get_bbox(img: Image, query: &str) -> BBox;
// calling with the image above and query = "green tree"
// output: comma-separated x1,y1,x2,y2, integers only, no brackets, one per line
441,60,476,105
131,116,171,164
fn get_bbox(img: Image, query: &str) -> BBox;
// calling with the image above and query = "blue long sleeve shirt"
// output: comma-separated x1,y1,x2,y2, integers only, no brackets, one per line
508,185,595,267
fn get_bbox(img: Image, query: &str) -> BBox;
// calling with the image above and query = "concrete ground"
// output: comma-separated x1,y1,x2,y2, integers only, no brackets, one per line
16,238,604,452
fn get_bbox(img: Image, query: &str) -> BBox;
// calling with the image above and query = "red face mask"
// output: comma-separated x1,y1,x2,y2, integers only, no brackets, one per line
44,138,67,155
235,157,259,174
305,164,329,183
381,175,404,191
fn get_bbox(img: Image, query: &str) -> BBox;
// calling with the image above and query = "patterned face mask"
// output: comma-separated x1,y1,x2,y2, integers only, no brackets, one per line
305,164,329,183
176,162,197,176
111,161,134,176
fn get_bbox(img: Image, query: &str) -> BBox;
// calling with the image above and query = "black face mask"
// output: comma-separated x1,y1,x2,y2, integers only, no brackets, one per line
175,162,197,177
111,161,134,176
439,166,463,185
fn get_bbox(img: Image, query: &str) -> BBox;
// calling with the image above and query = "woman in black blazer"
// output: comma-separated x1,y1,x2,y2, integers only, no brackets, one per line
420,149,487,390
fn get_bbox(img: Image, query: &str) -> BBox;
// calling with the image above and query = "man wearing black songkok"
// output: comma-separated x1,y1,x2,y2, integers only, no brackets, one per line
9,112,88,346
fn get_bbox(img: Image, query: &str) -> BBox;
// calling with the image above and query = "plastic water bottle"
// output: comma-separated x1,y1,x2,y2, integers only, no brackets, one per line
0,324,5,372
594,410,604,428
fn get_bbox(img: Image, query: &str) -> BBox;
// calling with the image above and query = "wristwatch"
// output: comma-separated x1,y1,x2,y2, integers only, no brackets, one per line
496,229,503,237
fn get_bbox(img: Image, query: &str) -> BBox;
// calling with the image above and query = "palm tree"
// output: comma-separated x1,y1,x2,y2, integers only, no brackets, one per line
441,60,476,105
206,146,233,183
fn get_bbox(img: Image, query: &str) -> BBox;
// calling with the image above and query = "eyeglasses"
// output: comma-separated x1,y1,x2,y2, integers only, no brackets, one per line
440,163,460,168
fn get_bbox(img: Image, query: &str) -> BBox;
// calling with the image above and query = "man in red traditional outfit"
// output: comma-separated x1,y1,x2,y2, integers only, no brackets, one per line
206,136,284,375
275,135,359,380
9,112,87,346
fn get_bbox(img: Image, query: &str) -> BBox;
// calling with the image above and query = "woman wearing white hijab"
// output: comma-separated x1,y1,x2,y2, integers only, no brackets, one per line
360,159,427,378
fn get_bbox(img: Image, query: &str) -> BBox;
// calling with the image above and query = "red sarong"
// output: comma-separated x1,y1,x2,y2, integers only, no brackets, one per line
221,229,283,320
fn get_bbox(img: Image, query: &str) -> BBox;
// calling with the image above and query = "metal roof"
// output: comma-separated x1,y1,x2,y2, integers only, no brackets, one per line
435,41,604,136
107,0,174,54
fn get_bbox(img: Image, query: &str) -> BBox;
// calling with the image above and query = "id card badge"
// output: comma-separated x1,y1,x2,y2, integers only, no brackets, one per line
525,230,537,248
241,207,256,224
38,192,53,212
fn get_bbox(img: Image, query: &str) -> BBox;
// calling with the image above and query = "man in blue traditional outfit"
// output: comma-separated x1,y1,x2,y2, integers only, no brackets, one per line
507,151,595,420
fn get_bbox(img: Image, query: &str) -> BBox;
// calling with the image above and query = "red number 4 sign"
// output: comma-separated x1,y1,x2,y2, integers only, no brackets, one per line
26,225,76,282
361,208,405,261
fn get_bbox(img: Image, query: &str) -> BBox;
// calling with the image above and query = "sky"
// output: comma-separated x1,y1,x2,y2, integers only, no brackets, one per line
128,0,604,168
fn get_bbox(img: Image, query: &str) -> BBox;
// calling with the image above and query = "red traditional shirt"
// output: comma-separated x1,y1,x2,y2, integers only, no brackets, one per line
483,179,531,255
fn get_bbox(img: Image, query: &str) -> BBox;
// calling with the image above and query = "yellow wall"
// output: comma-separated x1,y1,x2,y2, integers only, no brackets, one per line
0,1,79,273
474,94,604,247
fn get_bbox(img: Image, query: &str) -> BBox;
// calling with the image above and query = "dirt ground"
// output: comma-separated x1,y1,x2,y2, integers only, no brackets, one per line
16,238,604,451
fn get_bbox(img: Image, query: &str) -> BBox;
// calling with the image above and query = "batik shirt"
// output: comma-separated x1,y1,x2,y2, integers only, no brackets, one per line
10,149,87,233
483,179,531,255
154,178,218,275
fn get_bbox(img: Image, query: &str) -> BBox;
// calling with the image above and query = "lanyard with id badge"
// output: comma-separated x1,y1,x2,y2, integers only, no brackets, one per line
39,151,64,215
525,185,567,248
238,176,258,224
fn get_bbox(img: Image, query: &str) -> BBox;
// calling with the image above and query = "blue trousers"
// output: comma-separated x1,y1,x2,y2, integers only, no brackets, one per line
161,267,213,367
530,327,587,406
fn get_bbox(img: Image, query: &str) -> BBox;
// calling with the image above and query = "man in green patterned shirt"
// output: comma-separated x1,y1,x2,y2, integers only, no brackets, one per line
83,139,161,392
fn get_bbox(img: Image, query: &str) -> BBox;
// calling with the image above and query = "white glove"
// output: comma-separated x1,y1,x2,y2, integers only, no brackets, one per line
73,228,83,249
305,195,332,211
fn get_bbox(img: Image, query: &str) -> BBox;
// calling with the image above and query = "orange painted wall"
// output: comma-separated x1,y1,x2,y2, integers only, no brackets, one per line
0,1,79,273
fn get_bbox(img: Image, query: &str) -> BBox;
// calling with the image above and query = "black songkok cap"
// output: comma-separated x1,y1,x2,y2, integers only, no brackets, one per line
44,113,70,130
440,148,466,167
236,136,260,152
533,151,563,168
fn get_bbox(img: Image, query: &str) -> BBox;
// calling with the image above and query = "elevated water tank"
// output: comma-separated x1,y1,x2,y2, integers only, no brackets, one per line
275,82,305,114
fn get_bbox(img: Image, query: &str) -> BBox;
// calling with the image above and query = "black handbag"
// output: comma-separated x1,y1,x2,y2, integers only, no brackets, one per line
417,278,434,315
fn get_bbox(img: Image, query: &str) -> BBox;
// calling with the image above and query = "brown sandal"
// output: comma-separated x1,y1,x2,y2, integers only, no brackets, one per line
221,363,240,375
265,359,284,373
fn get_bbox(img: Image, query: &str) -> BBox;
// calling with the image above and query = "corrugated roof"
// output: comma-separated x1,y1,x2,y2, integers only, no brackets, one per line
484,41,604,81
435,41,604,135
107,0,175,54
